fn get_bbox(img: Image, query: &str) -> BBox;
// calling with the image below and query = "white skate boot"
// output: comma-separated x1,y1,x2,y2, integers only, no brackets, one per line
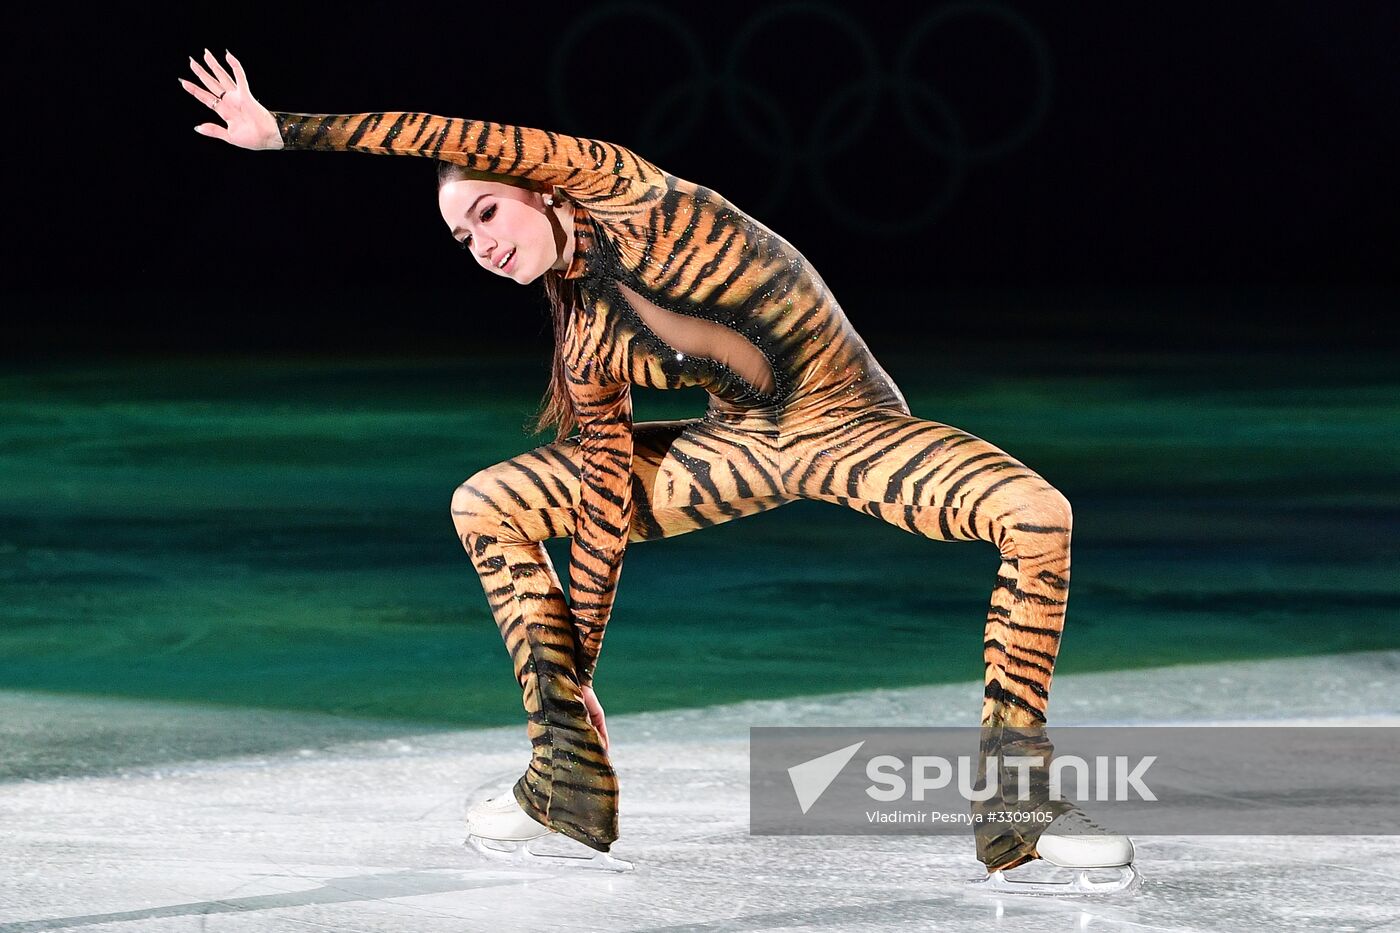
967,807,1141,895
464,793,634,872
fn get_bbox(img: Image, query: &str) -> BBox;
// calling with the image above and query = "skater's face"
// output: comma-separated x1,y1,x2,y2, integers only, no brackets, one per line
440,179,565,284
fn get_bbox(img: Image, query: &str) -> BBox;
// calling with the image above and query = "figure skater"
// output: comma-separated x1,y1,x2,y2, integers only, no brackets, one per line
181,48,1138,893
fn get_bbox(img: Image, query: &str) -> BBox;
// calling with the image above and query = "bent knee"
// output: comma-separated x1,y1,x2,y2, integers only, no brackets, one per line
451,469,504,537
996,485,1072,555
1037,487,1072,534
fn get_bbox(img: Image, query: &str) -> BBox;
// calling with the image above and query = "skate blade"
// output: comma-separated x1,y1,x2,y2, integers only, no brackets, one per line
966,864,1141,897
465,834,635,873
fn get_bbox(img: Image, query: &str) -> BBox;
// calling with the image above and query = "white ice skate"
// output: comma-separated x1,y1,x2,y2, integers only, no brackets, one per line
463,793,634,872
967,808,1141,896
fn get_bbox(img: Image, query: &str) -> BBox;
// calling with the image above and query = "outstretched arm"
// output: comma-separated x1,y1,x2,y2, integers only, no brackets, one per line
180,51,666,208
272,111,665,204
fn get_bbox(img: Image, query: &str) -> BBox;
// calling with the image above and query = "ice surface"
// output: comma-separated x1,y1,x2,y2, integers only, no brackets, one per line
2,652,1399,932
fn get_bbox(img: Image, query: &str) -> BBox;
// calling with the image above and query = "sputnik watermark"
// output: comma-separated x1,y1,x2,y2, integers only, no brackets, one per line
787,740,1155,813
753,726,1400,836
865,754,1157,802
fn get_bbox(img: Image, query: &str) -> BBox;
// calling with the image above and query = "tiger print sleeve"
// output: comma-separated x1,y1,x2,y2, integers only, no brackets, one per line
269,110,665,207
565,372,634,688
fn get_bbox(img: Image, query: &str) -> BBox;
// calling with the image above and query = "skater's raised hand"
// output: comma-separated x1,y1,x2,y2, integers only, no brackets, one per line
179,49,283,150
580,684,610,752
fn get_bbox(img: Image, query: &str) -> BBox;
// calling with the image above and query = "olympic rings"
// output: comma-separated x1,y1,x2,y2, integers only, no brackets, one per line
550,2,710,155
720,2,884,162
894,2,1052,161
549,0,1053,234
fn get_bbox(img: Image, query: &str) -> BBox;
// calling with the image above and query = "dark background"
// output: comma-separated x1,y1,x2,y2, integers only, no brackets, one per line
1,1,1397,768
6,1,1397,356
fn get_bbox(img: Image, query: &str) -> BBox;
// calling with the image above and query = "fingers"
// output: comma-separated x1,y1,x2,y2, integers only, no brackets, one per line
580,683,609,750
202,48,236,91
592,707,609,751
193,122,231,142
187,55,224,99
181,49,241,139
225,49,251,94
178,77,223,112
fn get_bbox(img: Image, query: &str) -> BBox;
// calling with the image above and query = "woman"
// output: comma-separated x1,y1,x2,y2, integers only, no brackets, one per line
181,48,1137,892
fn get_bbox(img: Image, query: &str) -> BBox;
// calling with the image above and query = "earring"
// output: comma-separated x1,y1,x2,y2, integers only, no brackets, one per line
543,194,555,207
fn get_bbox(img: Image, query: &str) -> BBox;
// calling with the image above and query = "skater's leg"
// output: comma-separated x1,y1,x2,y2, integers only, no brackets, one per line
453,414,792,851
782,407,1074,868
456,523,613,849
783,407,1072,723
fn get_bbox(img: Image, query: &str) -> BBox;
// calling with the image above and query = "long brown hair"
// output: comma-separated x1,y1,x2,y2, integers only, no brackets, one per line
537,267,578,440
437,162,578,440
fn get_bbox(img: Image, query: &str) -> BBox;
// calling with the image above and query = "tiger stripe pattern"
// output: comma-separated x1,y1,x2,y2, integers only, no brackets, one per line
273,110,1073,868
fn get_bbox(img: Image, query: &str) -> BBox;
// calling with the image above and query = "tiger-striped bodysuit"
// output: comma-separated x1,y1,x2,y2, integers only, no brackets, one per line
272,109,1074,869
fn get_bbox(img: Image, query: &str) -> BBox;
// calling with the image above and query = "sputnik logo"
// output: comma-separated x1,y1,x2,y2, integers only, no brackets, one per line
787,741,865,814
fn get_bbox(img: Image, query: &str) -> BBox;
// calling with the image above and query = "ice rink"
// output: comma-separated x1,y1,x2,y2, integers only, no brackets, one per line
2,651,1398,932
